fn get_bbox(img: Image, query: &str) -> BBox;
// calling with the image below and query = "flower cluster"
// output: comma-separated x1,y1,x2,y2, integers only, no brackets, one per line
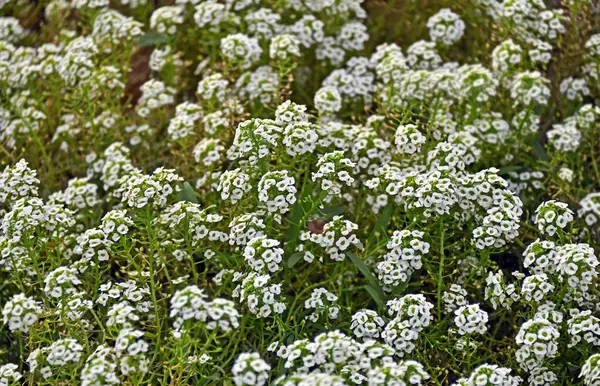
383,295,433,356
232,352,271,386
2,293,41,333
454,303,488,336
427,9,465,46
376,229,430,290
534,200,574,237
395,124,426,155
304,288,340,323
233,273,286,318
454,364,521,386
580,354,600,386
170,285,240,338
244,236,284,274
515,318,560,371
350,309,385,340
257,171,297,214
301,215,363,262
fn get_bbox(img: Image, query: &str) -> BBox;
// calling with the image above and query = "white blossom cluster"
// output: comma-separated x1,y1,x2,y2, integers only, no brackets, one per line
578,193,600,227
350,309,385,340
28,338,84,380
116,167,183,209
257,171,297,214
515,318,560,371
304,287,340,323
232,352,271,386
376,229,430,291
2,293,42,333
454,303,488,336
170,285,240,337
277,329,428,384
453,364,521,386
383,295,433,356
300,215,363,262
395,124,426,155
580,354,600,386
233,273,286,318
427,9,465,46
534,200,574,237
485,270,519,310
244,236,284,273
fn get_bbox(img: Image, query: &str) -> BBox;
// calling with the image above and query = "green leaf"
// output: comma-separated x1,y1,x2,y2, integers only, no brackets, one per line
498,165,522,175
138,32,167,47
285,182,313,255
319,205,346,219
531,140,550,161
346,251,387,306
286,252,305,268
215,252,235,266
365,285,386,309
178,182,198,203
391,280,409,295
200,372,225,385
366,205,392,254
42,188,51,201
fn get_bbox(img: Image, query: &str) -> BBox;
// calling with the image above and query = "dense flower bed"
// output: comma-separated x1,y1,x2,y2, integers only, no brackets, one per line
1,0,600,385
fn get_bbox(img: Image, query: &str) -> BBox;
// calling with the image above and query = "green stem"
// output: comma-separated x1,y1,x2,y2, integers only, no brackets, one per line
436,221,445,319
32,132,56,186
144,208,163,368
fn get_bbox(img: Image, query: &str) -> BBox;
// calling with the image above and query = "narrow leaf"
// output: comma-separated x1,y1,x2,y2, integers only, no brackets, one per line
319,204,346,219
178,182,198,203
215,251,236,266
287,252,305,268
531,140,550,161
498,165,522,175
285,182,313,254
391,280,409,296
138,32,167,47
366,205,392,254
364,285,386,309
346,251,387,304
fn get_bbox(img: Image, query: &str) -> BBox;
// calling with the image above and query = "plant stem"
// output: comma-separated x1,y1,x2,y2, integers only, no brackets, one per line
437,221,445,319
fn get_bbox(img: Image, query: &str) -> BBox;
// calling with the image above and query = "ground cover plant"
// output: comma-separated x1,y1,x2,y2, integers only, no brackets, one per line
1,0,600,384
